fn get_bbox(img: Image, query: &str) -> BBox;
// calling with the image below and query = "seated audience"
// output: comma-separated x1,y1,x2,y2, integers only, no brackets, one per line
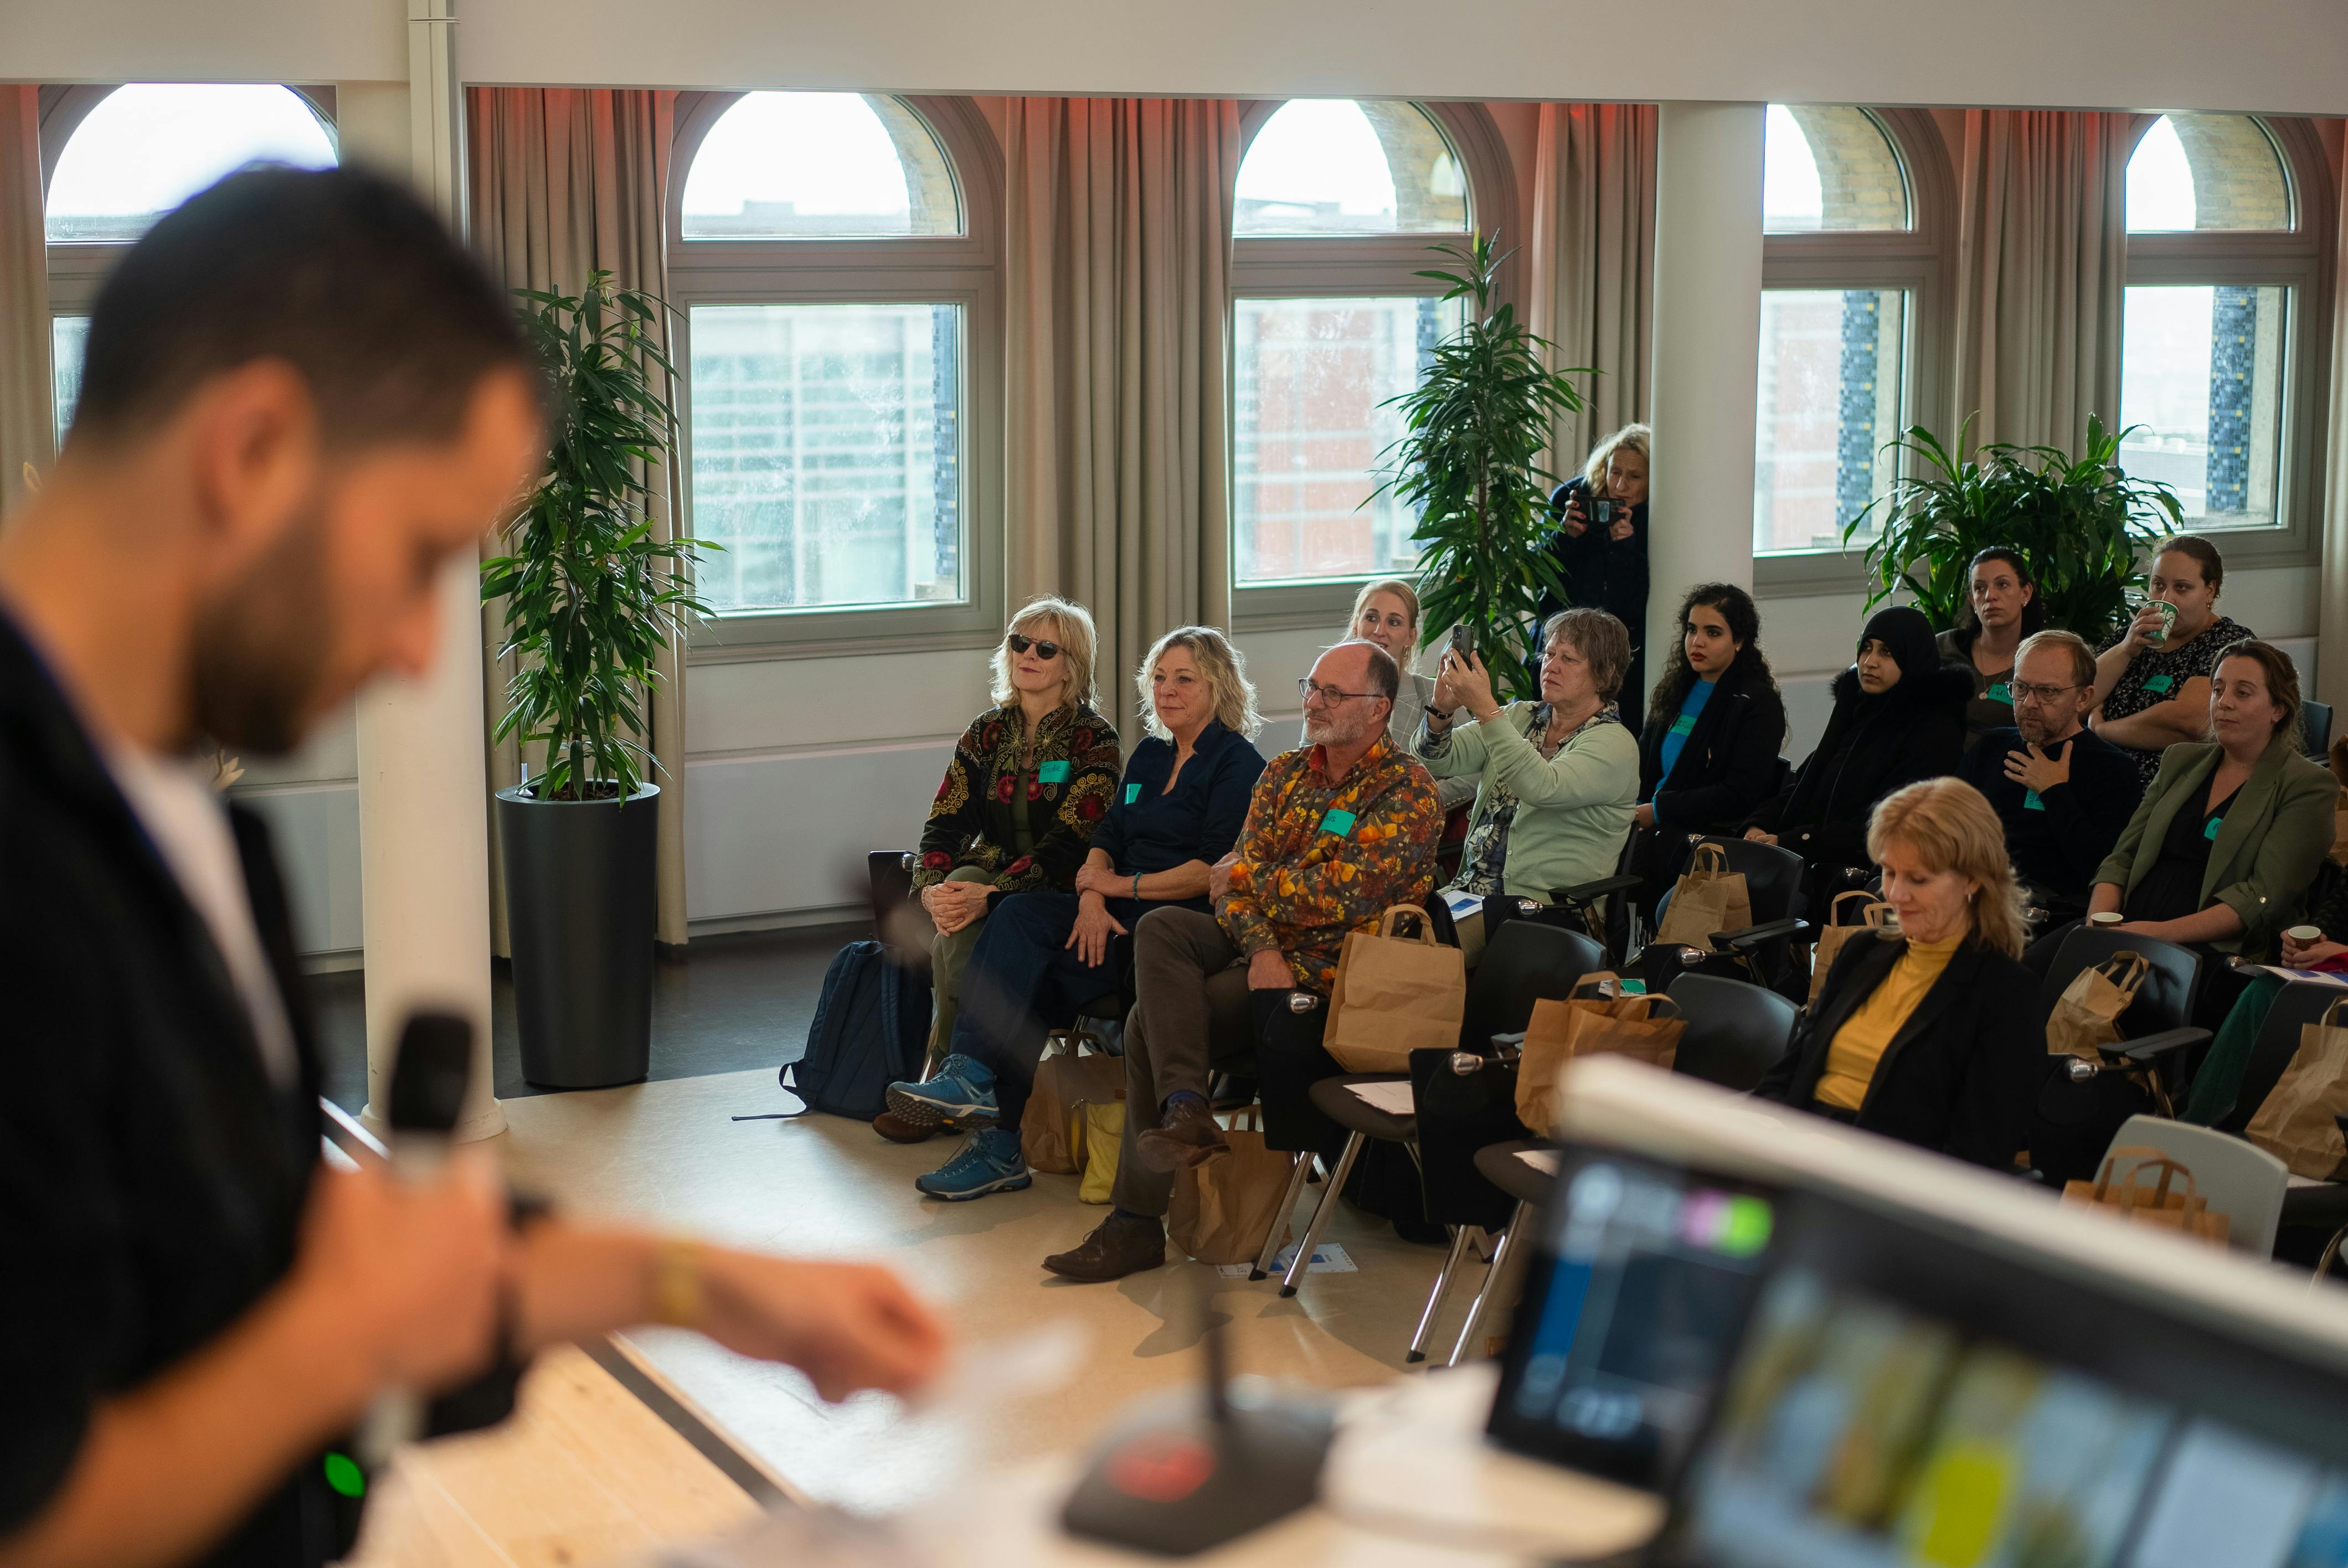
1347,576,1475,810
1414,607,1639,958
1757,778,2045,1167
2092,534,2256,786
1631,582,1787,898
1937,546,2045,747
888,596,1122,1142
1955,630,2143,914
885,627,1269,1198
1742,606,1968,919
1039,639,1440,1281
1543,422,1652,734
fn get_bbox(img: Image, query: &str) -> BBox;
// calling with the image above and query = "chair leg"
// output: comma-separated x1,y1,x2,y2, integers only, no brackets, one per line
1407,1226,1475,1363
1449,1202,1527,1366
1250,1153,1313,1281
2315,1223,2348,1284
1280,1132,1366,1297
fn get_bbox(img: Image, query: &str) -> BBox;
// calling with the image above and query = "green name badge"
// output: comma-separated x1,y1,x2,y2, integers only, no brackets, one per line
2143,674,2176,695
1669,714,1698,738
1988,682,2013,705
1320,807,1357,837
1123,781,1141,804
2206,815,2223,842
1037,760,1072,784
2023,789,2045,811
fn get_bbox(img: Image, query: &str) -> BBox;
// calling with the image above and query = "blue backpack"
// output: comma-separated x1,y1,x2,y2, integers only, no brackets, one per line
781,941,930,1120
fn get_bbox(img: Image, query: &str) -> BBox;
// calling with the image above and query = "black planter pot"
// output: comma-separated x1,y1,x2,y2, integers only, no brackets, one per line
497,782,659,1089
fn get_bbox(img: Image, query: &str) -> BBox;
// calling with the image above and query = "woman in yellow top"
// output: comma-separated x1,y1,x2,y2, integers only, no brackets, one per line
1755,777,2048,1168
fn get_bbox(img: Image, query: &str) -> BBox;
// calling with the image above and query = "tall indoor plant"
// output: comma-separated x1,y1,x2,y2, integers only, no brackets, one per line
485,271,711,1088
1846,415,2184,645
1373,233,1587,700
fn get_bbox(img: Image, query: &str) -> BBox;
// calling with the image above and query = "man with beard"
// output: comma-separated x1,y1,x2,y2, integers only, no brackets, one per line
0,167,942,1568
1041,639,1440,1282
1957,628,2144,915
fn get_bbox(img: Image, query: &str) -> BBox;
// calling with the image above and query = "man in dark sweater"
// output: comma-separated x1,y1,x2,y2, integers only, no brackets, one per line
1957,630,2144,912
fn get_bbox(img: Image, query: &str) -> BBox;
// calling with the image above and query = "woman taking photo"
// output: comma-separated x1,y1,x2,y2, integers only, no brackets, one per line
1415,607,1640,958
1757,777,2045,1168
2092,534,2256,786
1544,424,1652,734
888,627,1268,1196
1937,546,2046,747
887,596,1122,1143
1632,583,1787,896
1346,577,1475,810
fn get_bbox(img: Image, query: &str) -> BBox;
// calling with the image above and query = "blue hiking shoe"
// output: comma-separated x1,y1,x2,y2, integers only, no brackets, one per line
914,1128,1032,1201
885,1053,1000,1133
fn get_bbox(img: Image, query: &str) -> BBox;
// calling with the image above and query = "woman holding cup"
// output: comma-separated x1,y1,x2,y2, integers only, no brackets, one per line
2091,535,2257,787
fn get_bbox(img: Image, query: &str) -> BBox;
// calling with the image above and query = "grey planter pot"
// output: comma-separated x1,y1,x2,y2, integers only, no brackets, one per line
496,781,659,1089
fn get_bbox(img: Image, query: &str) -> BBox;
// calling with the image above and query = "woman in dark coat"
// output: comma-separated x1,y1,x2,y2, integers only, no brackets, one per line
1543,423,1650,735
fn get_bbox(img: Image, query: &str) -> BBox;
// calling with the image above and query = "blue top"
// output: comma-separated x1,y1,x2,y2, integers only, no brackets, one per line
1652,676,1719,818
1088,719,1268,879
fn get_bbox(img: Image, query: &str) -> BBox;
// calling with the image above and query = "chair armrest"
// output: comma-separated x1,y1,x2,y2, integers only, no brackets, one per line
1552,873,1642,906
1489,1029,1527,1059
2102,1027,2211,1067
1716,917,1810,952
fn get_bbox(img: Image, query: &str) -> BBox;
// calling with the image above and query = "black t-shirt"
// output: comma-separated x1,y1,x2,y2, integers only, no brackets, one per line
2127,772,2241,924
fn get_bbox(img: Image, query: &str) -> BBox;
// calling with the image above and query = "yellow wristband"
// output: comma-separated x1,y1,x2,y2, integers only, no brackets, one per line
650,1239,704,1329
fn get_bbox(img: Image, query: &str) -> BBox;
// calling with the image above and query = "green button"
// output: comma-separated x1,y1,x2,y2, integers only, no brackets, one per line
1987,682,2012,705
1038,760,1072,783
1717,1196,1775,1258
2023,790,2045,811
2144,674,2176,695
1669,714,1697,737
2206,815,2223,841
1123,781,1141,804
323,1453,367,1499
1320,808,1357,837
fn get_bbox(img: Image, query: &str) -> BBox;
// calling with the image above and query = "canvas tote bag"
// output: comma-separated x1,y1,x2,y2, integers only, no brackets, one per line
1323,905,1469,1074
2245,997,2348,1179
2045,950,2149,1065
1515,973,1685,1137
1654,842,1755,951
1169,1108,1296,1265
1021,1029,1126,1174
2060,1146,2231,1248
1810,891,1895,1004
1072,1096,1127,1204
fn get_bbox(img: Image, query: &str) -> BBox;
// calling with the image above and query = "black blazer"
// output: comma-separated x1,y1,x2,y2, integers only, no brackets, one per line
1639,659,1788,834
1745,663,1970,869
1757,931,2047,1167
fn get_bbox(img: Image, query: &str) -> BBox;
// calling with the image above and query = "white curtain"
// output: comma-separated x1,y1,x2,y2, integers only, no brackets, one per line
1527,102,1657,477
0,86,51,520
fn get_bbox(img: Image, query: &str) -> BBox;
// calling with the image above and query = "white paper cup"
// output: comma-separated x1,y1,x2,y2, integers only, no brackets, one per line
2088,911,2125,926
2286,925,2323,944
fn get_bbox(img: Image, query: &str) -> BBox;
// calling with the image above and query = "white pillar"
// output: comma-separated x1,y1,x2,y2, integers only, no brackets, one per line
1645,103,1767,639
349,0,505,1141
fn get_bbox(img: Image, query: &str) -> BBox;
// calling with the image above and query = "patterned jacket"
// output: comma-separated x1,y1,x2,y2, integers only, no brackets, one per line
1219,733,1441,992
915,703,1122,896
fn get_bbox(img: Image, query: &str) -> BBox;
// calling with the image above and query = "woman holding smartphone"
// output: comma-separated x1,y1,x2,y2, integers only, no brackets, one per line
1544,424,1652,734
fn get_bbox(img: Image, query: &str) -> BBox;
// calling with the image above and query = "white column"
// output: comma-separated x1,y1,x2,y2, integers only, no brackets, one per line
349,0,505,1141
1645,102,1767,639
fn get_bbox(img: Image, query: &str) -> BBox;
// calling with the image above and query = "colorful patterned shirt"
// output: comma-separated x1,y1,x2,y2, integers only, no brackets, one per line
1218,732,1441,992
915,704,1121,895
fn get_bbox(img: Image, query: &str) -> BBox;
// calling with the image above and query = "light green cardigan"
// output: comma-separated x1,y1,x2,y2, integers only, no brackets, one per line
1413,703,1639,900
2094,737,2335,957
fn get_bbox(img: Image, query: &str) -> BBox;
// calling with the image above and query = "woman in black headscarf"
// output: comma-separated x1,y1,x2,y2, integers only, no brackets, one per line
1741,606,1971,920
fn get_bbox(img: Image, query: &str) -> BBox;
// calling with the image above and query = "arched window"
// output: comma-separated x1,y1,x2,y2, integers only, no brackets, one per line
670,93,1000,650
1754,106,1938,571
41,84,337,439
2119,114,2321,544
1230,99,1505,606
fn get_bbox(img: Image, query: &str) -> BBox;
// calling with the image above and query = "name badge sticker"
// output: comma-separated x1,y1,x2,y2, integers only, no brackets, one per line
1123,782,1142,804
1320,807,1358,837
2205,815,2223,842
1987,682,2013,705
1038,760,1072,784
2143,674,2176,695
2023,790,2045,811
1669,714,1698,737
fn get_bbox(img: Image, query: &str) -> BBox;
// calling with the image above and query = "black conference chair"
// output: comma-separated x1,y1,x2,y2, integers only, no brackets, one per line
1647,834,1812,996
2039,927,2207,1107
2304,700,2334,757
1667,973,1799,1091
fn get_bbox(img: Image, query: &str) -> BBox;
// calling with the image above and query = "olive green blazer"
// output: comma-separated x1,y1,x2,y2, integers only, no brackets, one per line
2093,738,2335,957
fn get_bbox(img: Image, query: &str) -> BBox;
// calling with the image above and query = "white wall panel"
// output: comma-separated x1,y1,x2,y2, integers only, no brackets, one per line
684,737,956,923
234,782,365,955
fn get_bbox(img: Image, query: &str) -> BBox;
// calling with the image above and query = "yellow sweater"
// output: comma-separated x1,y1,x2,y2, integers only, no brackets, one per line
1814,933,1963,1112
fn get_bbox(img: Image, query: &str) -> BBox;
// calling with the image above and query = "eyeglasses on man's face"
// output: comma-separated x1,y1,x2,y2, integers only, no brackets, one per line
1297,678,1377,707
1006,632,1063,661
2010,680,2082,705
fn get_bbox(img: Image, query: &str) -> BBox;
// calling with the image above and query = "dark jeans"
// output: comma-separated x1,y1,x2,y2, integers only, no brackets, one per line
1110,907,1256,1216
949,890,1142,1131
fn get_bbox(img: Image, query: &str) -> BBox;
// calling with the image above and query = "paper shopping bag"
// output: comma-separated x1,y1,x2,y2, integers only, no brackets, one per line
1810,891,1896,1004
2045,950,2148,1064
1073,1097,1126,1204
1654,842,1754,951
2060,1146,2231,1247
1170,1109,1296,1265
1322,905,1468,1073
1022,1030,1126,1174
1515,973,1684,1137
2246,997,2348,1179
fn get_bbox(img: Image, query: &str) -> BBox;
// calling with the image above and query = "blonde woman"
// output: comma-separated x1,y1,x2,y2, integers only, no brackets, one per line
1755,777,2046,1168
1346,576,1475,810
887,626,1268,1198
1545,422,1652,732
882,597,1121,1145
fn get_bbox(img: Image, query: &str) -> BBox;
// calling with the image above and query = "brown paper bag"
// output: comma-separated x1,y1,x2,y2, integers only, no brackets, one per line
1515,973,1685,1137
1073,1097,1126,1204
1654,842,1754,950
1810,891,1896,1005
1323,905,1469,1073
2245,998,2348,1179
1170,1108,1296,1265
1021,1030,1126,1174
2045,950,2148,1064
2060,1146,2232,1248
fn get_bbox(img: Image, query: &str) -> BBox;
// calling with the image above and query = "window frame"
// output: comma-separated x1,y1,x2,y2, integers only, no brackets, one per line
1753,107,1953,598
1227,99,1517,634
667,90,1005,663
2118,114,2332,570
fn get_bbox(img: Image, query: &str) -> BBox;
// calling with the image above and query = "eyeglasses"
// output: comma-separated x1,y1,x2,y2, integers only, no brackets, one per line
1297,678,1378,706
1006,633,1063,661
2010,681,2083,704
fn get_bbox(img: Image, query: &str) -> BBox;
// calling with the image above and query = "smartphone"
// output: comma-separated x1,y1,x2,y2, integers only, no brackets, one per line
1449,624,1472,662
1587,497,1616,528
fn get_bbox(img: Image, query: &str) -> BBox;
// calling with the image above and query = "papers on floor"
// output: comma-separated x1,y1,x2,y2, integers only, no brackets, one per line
1345,1080,1417,1117
1218,1243,1356,1278
1516,1148,1560,1178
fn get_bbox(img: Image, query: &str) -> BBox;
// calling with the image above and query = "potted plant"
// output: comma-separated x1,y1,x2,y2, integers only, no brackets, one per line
1847,415,2184,645
1374,233,1588,700
485,271,712,1089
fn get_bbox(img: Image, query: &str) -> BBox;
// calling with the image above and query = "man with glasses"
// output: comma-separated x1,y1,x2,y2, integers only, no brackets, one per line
1958,629,2144,914
1042,639,1439,1282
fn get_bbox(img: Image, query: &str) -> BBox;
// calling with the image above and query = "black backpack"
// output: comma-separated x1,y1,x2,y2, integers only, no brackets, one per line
782,941,930,1120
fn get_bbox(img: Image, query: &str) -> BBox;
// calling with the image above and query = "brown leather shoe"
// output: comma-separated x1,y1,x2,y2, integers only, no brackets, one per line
1043,1211,1168,1282
1136,1095,1229,1173
872,1108,939,1143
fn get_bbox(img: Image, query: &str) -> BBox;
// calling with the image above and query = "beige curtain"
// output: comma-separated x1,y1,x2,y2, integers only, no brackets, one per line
1,86,52,519
1003,97,1240,738
2315,138,2348,708
1949,110,2135,455
467,88,689,948
1527,102,1656,477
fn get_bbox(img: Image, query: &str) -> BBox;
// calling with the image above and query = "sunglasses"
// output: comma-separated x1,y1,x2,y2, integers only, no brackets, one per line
1006,632,1064,661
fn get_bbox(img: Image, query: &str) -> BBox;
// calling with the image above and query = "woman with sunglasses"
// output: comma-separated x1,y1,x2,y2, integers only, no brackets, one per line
882,596,1122,1144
